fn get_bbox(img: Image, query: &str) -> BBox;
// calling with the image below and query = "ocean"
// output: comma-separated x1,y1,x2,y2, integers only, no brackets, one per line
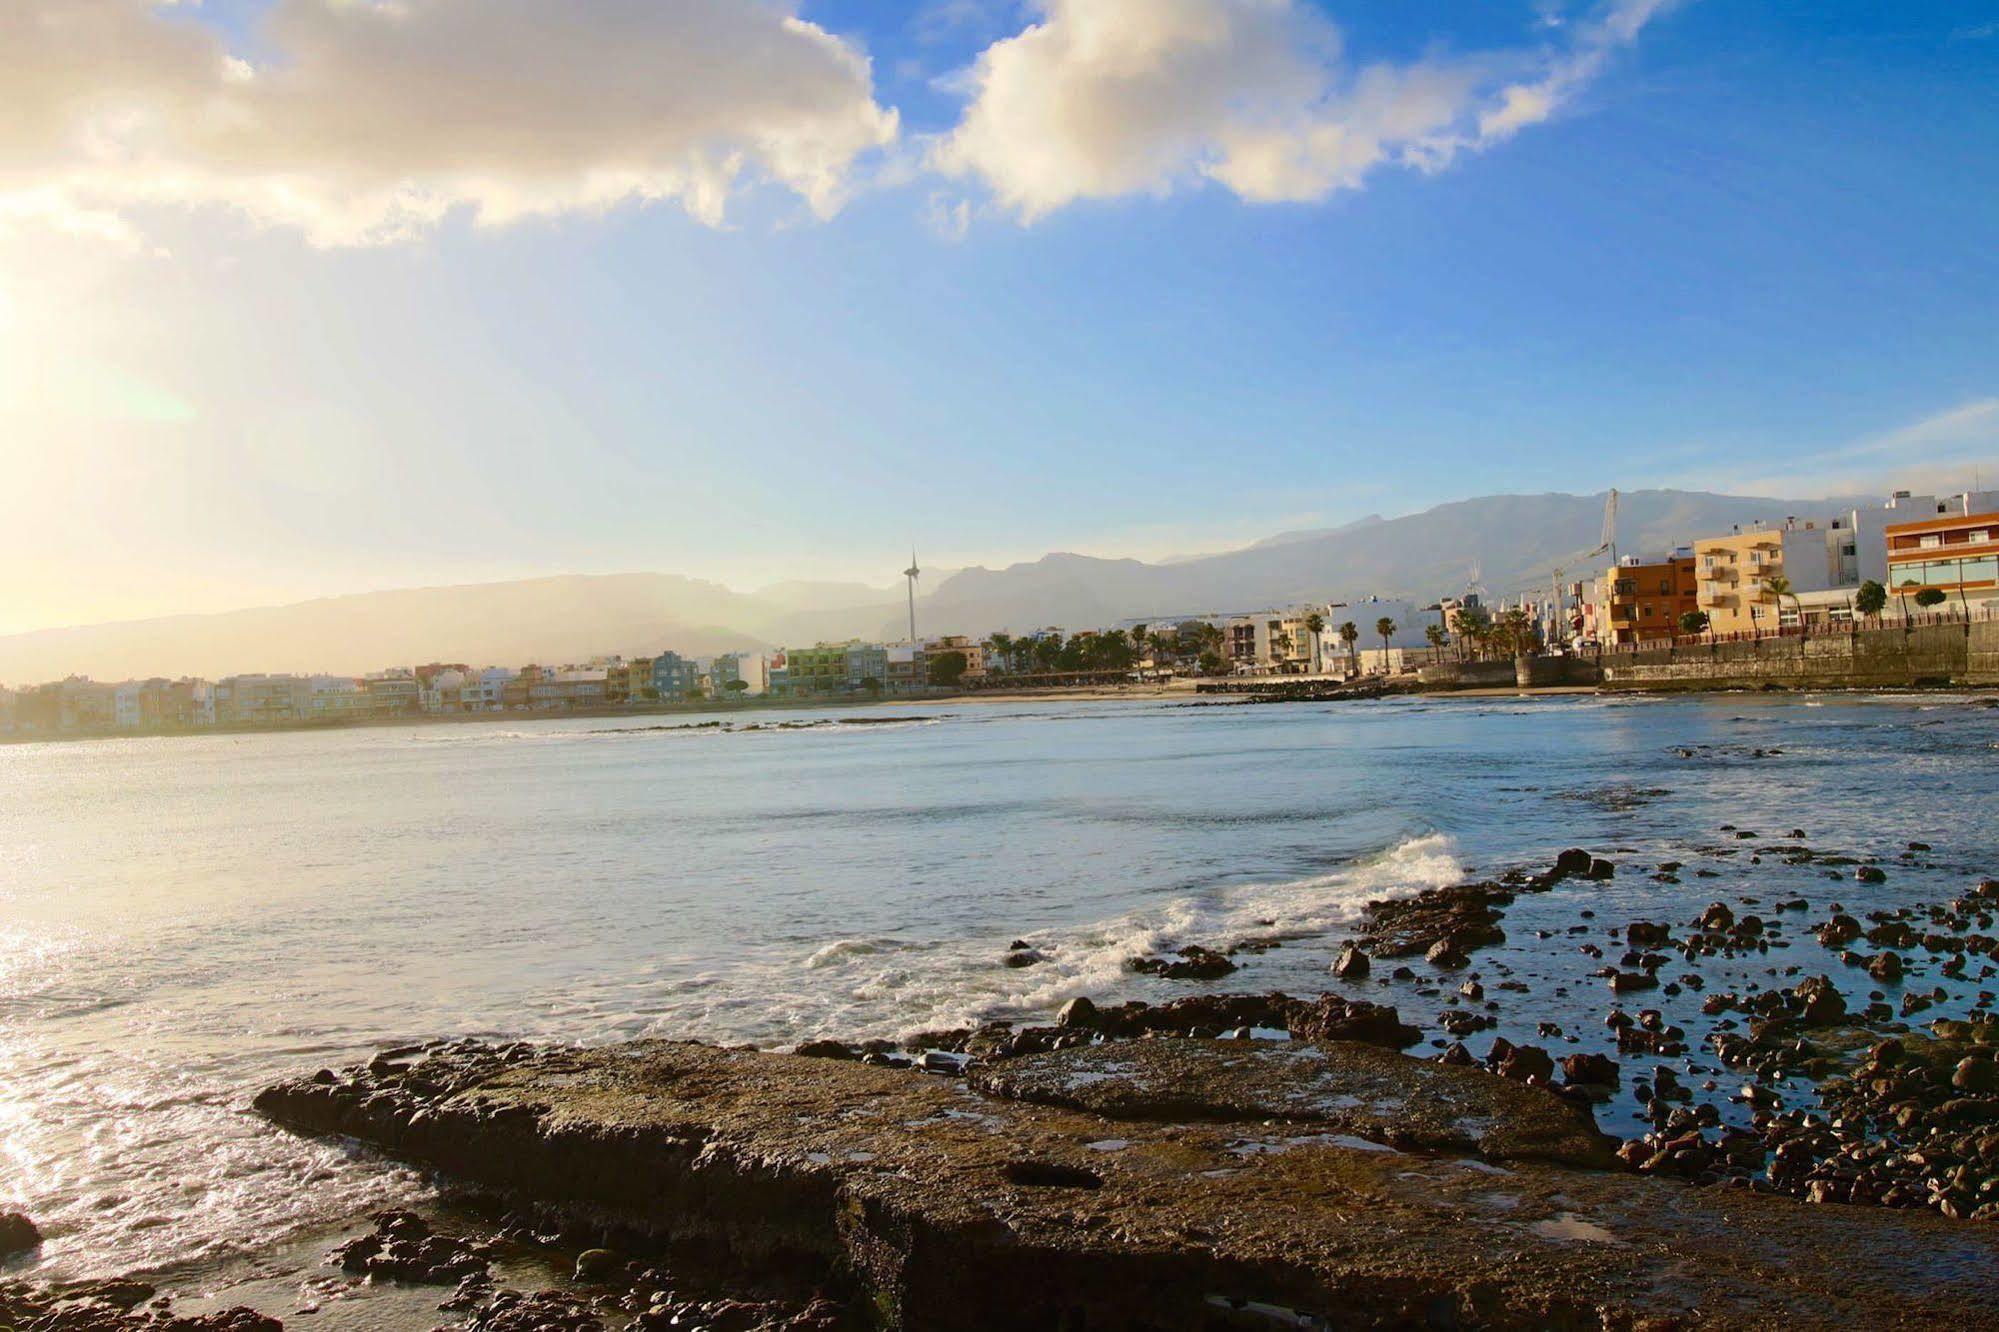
2,692,1995,1318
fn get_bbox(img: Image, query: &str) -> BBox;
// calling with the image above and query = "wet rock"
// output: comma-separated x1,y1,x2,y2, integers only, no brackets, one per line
1625,921,1671,948
329,1209,489,1285
1561,1053,1620,1089
1056,997,1098,1029
1856,866,1888,885
1001,948,1044,969
254,1037,1999,1329
795,1040,857,1061
1869,952,1904,983
1424,939,1470,969
1793,975,1847,1025
1129,945,1236,981
1494,1043,1555,1084
1288,994,1421,1049
1551,848,1594,878
1355,881,1512,959
973,1038,1619,1168
1587,858,1617,881
572,1247,623,1282
1331,943,1371,980
0,1212,40,1258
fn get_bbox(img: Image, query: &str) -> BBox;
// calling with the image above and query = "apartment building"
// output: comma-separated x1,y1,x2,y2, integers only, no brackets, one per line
1598,553,1699,644
1694,530,1788,634
528,668,608,709
1885,505,1999,608
651,651,701,698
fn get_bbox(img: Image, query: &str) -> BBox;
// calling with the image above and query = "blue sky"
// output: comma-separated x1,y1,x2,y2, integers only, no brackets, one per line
1,0,1995,631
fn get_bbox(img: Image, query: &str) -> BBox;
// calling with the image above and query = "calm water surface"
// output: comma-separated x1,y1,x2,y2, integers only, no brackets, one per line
2,693,1996,1305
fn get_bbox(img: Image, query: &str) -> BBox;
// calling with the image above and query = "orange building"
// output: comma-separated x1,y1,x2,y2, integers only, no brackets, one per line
1598,554,1699,644
1885,509,1999,609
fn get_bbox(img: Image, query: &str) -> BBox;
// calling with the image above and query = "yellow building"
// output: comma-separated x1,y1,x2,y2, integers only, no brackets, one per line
1694,530,1786,634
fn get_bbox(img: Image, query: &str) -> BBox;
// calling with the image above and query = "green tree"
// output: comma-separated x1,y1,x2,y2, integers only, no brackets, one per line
1914,587,1947,610
860,676,883,695
641,686,661,701
1424,623,1446,660
986,632,1014,674
1197,649,1225,676
1679,609,1710,635
1338,620,1360,672
927,650,969,687
725,679,749,694
1374,617,1396,665
1854,580,1887,623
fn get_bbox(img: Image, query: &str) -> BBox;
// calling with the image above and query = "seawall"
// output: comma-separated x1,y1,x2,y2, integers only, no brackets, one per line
1599,620,1999,692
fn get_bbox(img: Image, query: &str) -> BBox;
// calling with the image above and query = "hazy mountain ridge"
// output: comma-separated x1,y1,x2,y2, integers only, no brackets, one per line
1,489,1846,681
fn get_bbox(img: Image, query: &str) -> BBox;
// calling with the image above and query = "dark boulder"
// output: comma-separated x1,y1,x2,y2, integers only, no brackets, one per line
0,1212,39,1258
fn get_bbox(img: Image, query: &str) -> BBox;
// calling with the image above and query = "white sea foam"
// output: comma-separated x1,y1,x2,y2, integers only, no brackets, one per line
776,832,1463,1042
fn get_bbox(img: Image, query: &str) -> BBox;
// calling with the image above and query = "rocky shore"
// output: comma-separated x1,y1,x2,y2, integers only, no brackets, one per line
16,837,1999,1330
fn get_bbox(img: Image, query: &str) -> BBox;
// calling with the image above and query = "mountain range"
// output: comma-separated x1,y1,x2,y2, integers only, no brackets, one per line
0,489,1849,682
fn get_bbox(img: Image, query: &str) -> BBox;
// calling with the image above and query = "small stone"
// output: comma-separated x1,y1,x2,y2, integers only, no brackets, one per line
1856,866,1888,885
1332,943,1371,980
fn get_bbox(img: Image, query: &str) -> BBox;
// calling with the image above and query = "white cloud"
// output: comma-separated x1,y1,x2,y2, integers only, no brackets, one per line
0,0,900,247
1685,399,1999,500
931,0,1674,221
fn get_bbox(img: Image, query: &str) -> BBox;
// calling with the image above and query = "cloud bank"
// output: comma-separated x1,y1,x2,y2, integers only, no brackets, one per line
1,0,1674,246
932,0,1675,220
1,0,899,246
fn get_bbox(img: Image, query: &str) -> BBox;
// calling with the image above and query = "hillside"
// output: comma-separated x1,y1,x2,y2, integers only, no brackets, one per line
0,489,1847,682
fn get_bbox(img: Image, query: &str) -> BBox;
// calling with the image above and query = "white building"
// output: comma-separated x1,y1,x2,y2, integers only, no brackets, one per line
1326,598,1443,655
308,675,372,716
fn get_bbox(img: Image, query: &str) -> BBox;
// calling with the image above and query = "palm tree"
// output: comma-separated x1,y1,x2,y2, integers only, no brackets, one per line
1424,623,1446,661
1338,621,1360,675
1497,607,1536,657
1129,624,1149,678
1454,604,1493,660
1764,574,1802,634
1303,612,1326,674
986,632,1013,675
1374,617,1396,670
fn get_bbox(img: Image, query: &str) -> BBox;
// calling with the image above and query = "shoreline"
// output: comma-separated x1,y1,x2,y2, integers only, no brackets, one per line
14,833,1999,1328
11,677,1995,748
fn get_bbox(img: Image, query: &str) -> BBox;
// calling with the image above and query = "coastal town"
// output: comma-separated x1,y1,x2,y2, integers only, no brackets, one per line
4,484,1996,737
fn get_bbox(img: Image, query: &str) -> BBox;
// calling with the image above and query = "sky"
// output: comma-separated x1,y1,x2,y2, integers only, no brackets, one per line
2,0,1996,634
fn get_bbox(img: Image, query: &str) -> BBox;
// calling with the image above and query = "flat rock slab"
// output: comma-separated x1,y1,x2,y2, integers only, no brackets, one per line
969,1038,1619,1168
257,1039,1999,1331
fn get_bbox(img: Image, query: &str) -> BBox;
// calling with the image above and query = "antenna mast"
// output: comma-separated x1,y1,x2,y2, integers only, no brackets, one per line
903,550,921,644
